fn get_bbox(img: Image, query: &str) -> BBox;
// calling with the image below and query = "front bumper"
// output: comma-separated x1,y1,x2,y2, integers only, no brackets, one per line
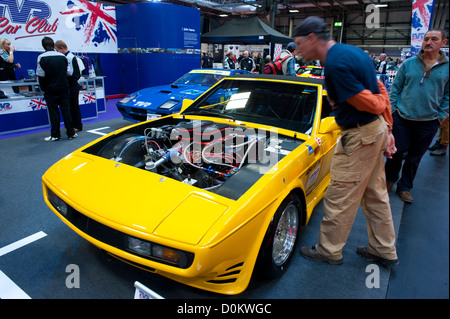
42,181,261,295
116,103,175,122
116,103,155,122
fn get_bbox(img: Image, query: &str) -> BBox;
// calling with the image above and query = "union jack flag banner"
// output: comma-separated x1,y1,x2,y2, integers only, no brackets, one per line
0,0,117,53
82,93,96,104
28,98,47,111
60,0,117,47
411,0,435,55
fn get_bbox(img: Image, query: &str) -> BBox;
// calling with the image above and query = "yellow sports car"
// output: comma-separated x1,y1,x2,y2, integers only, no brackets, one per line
42,74,340,295
297,66,324,79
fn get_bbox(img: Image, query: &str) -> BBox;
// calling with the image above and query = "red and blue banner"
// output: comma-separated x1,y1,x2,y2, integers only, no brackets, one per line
411,0,435,55
0,0,117,53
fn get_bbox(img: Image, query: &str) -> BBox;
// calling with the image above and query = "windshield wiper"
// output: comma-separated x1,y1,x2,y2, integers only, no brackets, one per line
183,110,236,121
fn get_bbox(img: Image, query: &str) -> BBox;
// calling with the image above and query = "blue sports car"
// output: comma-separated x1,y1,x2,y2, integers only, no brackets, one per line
116,69,249,122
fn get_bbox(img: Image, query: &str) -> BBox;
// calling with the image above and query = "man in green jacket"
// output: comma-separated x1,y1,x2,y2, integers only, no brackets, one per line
385,29,449,203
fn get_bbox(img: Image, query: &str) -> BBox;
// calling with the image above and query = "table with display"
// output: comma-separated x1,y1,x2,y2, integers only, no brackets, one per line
0,76,105,135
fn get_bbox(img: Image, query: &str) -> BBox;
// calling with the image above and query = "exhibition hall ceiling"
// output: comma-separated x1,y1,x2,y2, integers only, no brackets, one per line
93,0,448,49
94,0,412,18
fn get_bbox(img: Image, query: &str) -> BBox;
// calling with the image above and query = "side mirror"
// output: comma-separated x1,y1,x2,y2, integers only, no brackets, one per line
179,99,194,113
318,117,340,134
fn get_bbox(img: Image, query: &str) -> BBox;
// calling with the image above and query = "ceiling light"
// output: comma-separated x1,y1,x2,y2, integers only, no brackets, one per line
289,9,299,13
219,14,228,17
375,4,388,7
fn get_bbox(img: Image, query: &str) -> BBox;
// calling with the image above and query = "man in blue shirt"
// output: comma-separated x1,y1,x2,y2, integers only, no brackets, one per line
293,17,399,269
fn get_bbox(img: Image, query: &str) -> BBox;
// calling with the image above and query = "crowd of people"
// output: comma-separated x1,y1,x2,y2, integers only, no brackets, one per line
201,43,300,75
366,51,403,74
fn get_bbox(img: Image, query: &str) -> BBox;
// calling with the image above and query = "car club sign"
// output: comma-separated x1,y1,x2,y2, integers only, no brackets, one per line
0,0,117,53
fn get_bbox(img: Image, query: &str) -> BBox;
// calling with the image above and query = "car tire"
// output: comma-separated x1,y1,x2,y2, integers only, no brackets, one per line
255,193,301,279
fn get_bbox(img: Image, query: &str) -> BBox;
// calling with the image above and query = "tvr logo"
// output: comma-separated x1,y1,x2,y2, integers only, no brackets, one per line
0,102,12,111
0,0,51,24
0,0,57,38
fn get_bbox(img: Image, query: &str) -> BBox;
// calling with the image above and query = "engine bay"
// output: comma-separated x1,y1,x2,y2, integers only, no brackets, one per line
84,118,303,198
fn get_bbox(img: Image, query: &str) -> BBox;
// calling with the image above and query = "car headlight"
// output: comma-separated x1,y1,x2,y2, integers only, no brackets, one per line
157,100,179,110
127,236,193,268
119,94,138,104
128,236,151,256
47,188,69,217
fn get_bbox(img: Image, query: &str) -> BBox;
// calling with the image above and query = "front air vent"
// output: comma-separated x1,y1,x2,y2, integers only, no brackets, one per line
206,262,244,285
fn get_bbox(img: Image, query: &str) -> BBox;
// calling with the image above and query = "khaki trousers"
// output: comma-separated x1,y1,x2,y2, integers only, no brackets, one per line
437,117,449,147
316,117,398,261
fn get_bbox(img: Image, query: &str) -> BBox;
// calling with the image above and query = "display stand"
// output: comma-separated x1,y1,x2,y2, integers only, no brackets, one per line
0,76,105,135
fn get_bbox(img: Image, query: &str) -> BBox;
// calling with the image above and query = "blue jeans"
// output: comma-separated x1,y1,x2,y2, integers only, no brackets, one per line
385,112,439,192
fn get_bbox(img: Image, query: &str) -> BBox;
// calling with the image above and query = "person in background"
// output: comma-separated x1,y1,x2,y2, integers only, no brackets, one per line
293,16,399,269
36,37,76,142
279,42,297,76
428,117,449,156
0,38,21,92
370,54,377,69
201,52,209,68
207,53,214,68
377,53,387,74
387,57,396,69
239,51,256,72
223,52,236,69
55,40,83,132
237,53,244,64
260,55,271,74
386,29,449,202
254,52,262,74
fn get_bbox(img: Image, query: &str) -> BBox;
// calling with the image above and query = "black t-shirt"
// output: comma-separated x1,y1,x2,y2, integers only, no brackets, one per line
324,43,379,127
240,57,255,71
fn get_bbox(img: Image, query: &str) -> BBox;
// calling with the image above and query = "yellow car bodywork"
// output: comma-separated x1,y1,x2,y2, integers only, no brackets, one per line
42,75,340,295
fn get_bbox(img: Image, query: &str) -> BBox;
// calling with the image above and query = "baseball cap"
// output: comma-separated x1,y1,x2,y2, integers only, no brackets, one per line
293,16,329,37
286,42,297,52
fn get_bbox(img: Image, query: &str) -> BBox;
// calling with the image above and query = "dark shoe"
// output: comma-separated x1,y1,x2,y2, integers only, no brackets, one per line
300,246,343,265
428,141,442,151
430,145,447,156
68,133,78,140
386,180,395,192
356,246,399,269
397,190,413,203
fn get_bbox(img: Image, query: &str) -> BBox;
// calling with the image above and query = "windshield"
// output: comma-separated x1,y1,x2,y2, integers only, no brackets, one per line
182,79,319,134
173,72,227,86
